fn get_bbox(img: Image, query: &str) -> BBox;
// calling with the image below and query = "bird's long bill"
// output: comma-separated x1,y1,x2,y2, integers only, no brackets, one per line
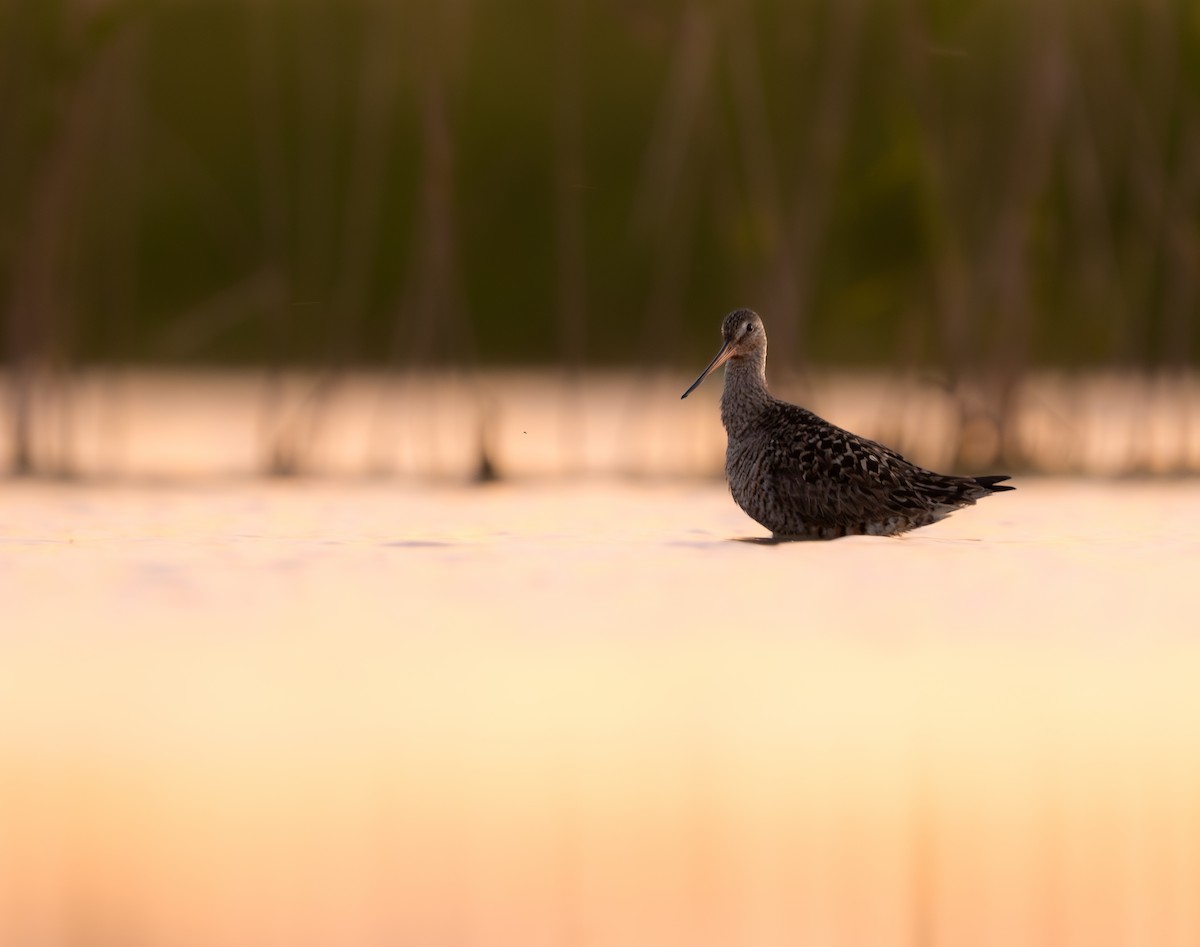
680,340,734,399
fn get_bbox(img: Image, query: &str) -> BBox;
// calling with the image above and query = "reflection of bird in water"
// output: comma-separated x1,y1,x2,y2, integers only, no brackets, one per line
682,309,1014,539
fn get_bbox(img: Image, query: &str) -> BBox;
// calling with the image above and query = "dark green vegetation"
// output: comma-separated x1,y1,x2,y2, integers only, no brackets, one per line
2,0,1198,373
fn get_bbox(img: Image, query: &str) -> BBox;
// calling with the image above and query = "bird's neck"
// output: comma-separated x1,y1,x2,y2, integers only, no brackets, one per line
720,349,770,434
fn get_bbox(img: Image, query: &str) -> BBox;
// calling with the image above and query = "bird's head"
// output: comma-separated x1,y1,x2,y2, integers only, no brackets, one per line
681,309,765,399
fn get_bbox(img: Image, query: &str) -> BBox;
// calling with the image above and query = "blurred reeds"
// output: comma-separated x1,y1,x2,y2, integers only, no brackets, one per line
2,0,1198,477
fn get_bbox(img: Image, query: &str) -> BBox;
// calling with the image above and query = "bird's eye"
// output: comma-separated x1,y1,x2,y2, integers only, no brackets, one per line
744,324,753,334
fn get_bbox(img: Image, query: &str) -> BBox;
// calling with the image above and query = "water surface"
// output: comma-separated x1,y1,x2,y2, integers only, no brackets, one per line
3,480,1198,946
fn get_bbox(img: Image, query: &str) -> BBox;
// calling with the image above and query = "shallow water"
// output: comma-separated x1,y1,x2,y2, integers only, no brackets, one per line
3,479,1199,946
6,369,1200,479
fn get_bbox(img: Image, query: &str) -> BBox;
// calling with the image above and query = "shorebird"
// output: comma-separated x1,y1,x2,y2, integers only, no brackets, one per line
681,309,1014,539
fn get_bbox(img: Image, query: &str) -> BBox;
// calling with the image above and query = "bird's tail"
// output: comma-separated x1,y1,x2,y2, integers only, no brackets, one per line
974,475,1015,493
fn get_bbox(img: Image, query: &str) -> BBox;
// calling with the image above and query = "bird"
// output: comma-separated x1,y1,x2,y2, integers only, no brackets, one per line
681,308,1014,539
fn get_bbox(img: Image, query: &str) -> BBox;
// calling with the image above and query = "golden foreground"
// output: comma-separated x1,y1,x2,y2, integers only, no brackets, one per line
3,478,1199,946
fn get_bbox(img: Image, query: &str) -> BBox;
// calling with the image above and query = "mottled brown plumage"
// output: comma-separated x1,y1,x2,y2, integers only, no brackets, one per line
682,309,1014,539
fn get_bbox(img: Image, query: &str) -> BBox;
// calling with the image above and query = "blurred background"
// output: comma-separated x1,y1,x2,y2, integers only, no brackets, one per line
4,3,1200,947
2,0,1198,478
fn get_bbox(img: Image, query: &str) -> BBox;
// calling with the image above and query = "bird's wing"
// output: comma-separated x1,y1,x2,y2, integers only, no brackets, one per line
761,403,938,525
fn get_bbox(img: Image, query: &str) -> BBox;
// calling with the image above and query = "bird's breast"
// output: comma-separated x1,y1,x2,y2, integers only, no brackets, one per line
724,434,778,526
